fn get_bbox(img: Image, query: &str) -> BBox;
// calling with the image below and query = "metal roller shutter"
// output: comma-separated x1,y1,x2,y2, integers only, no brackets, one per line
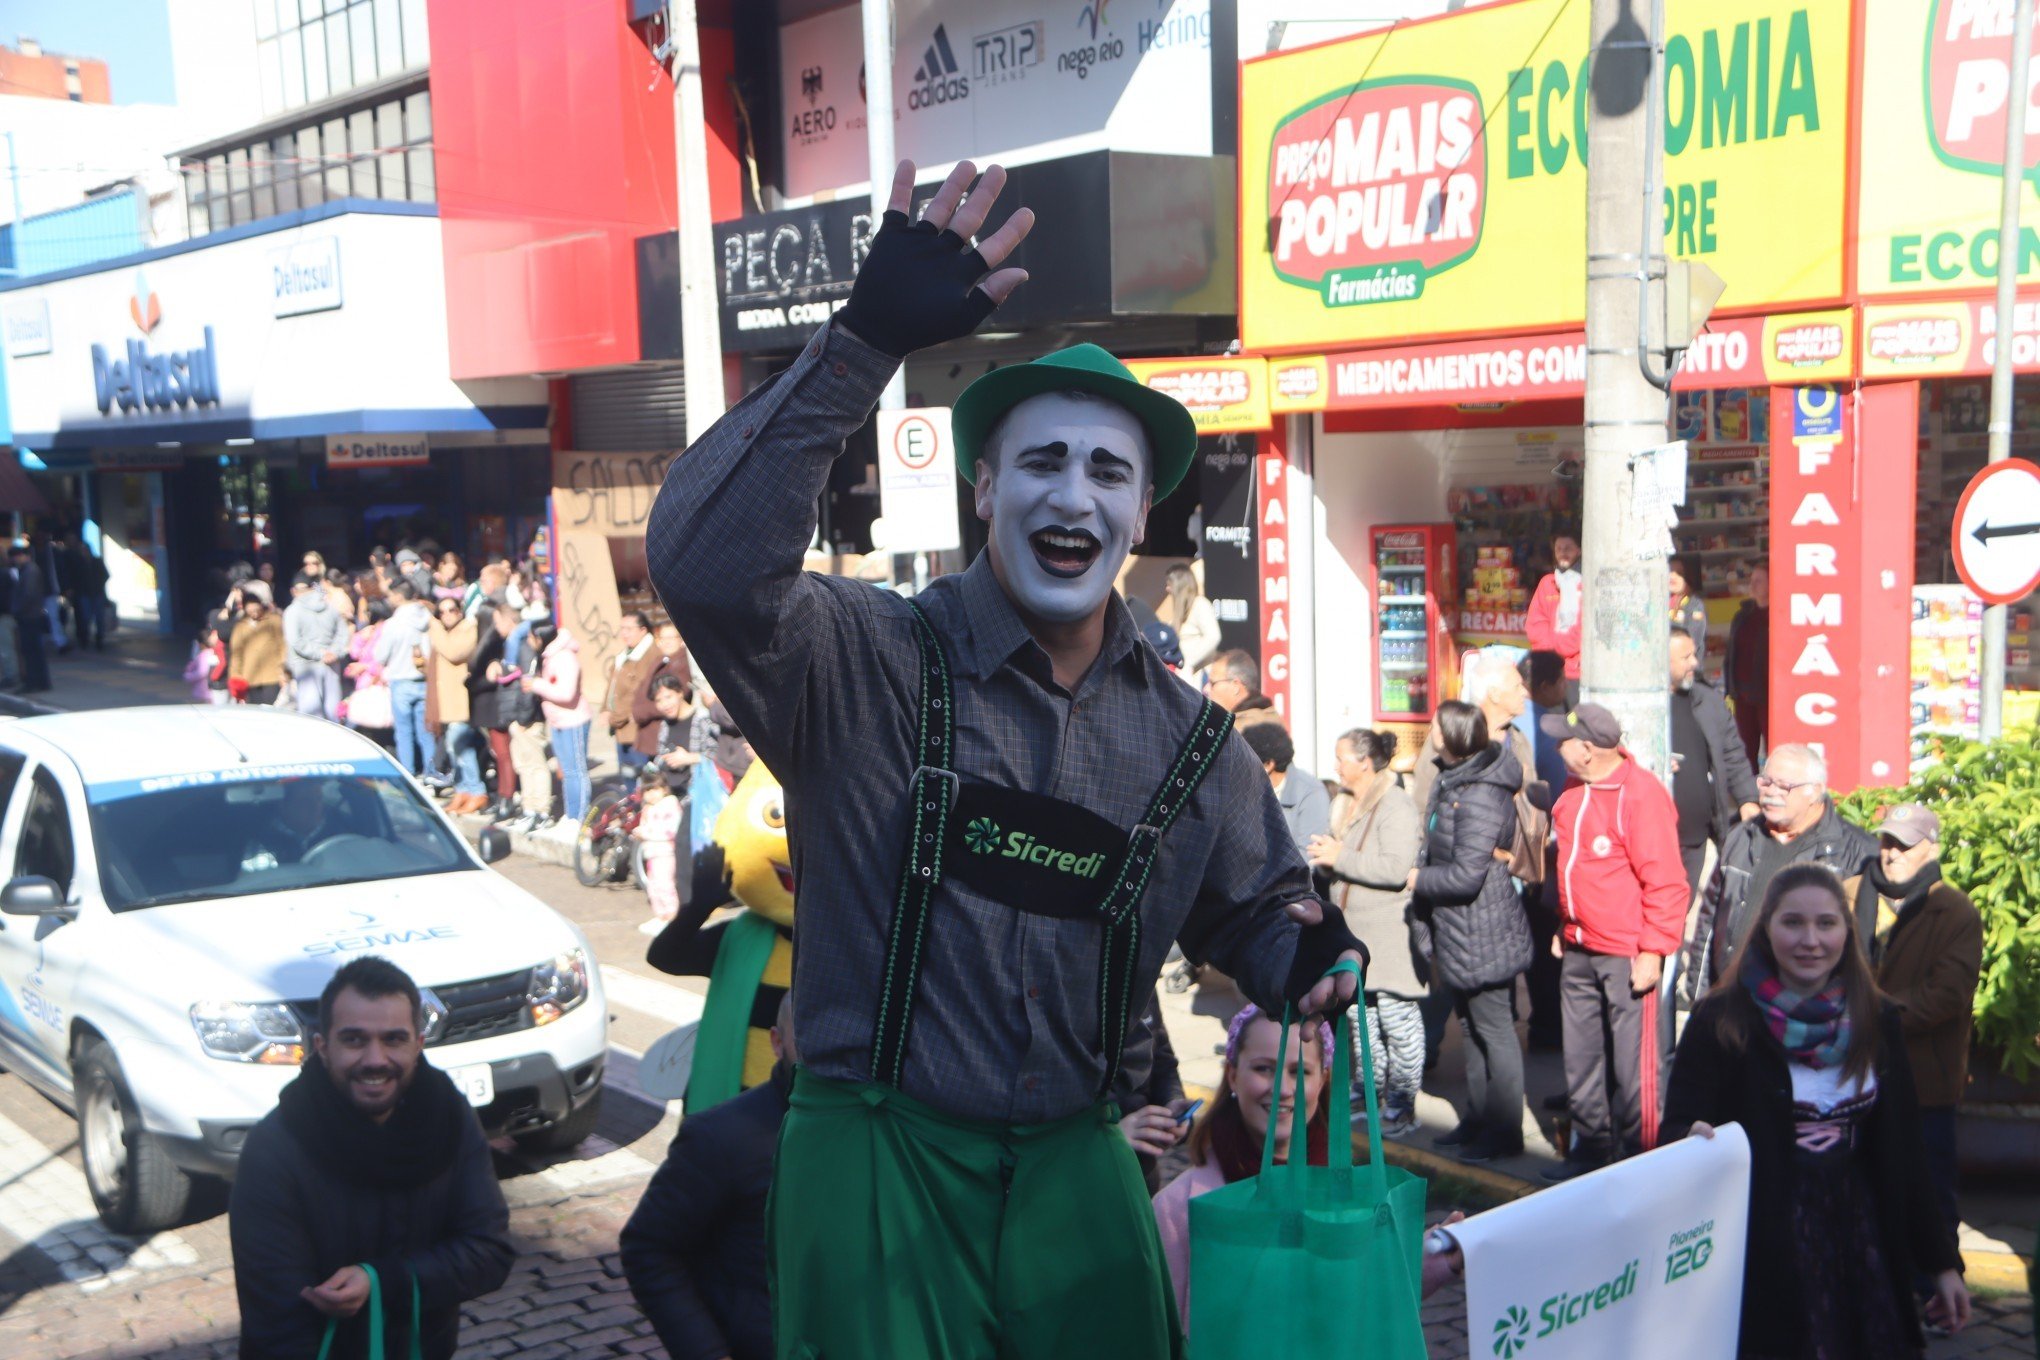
568,365,688,452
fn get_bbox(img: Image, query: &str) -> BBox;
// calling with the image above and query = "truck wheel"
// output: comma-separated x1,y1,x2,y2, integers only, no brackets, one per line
77,1040,191,1234
515,1089,603,1154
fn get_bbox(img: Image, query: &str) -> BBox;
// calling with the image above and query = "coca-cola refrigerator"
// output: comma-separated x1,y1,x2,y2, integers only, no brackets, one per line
1371,523,1459,724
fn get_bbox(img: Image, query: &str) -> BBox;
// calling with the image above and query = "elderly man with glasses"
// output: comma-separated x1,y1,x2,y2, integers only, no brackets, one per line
1683,742,1876,1000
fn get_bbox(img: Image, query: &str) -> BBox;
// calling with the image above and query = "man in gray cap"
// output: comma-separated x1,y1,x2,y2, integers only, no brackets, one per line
1540,703,1688,1182
1842,803,1981,1235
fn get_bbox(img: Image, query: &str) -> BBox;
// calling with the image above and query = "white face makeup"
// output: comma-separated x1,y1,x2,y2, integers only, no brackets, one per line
974,392,1153,625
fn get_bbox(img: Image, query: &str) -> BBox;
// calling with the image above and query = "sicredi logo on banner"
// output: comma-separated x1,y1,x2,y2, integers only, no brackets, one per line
327,435,430,468
876,408,960,554
269,235,342,317
1268,79,1484,308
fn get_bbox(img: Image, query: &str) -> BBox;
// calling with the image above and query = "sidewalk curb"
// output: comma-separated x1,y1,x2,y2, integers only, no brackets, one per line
1352,1130,1540,1203
0,692,62,719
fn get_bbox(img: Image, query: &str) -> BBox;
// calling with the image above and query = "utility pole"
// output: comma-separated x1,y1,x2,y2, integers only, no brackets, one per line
1981,0,2033,740
863,0,906,416
668,0,726,443
1580,0,1672,778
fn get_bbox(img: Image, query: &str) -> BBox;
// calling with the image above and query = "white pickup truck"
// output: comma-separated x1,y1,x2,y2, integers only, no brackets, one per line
0,706,608,1232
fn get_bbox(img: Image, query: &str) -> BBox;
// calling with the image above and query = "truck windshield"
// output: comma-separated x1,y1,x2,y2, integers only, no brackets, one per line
87,765,471,910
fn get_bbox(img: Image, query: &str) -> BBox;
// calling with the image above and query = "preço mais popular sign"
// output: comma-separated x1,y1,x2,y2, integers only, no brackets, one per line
1126,357,1272,432
1240,0,1851,353
1860,0,2040,296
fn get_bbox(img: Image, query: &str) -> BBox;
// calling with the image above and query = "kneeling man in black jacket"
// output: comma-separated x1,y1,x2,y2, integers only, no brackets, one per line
230,955,514,1360
620,994,795,1360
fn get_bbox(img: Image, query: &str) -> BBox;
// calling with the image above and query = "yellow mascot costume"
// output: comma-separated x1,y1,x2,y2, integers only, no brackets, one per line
644,760,792,1112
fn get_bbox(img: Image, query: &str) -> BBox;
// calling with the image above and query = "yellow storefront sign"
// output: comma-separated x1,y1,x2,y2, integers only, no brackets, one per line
1240,0,1852,353
1126,357,1272,432
1859,0,2040,297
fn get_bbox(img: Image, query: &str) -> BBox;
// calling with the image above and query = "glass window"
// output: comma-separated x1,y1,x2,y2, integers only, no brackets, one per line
403,89,429,139
280,27,305,108
406,144,433,203
400,0,429,68
16,768,76,898
229,148,254,225
303,18,329,101
296,126,325,207
300,0,322,21
325,14,350,94
351,1,378,84
255,0,278,41
349,109,377,196
375,0,405,75
188,197,210,239
323,117,349,200
376,99,402,151
258,37,285,117
250,138,276,218
325,0,348,13
88,772,469,912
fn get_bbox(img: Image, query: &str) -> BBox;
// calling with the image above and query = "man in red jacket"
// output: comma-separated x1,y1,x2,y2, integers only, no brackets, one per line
1524,532,1583,703
1541,703,1688,1182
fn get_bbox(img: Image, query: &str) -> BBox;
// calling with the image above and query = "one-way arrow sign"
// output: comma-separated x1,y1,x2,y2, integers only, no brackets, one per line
1954,459,2040,605
1972,519,2040,546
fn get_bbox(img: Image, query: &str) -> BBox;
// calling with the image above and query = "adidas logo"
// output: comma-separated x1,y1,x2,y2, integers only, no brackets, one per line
908,24,970,109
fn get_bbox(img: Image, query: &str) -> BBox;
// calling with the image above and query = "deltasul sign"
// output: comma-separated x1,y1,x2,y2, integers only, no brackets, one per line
1266,78,1484,309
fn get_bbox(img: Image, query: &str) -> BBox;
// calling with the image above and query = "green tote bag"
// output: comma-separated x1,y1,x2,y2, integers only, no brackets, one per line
1187,960,1429,1358
315,1262,424,1360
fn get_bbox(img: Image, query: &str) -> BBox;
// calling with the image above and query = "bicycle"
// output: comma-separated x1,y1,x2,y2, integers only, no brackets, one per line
573,779,646,888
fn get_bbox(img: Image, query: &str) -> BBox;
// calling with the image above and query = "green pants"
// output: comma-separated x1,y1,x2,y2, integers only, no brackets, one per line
770,1071,1183,1360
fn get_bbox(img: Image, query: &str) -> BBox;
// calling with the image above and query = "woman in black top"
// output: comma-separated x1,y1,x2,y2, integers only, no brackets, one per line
1665,863,1969,1358
1412,700,1532,1163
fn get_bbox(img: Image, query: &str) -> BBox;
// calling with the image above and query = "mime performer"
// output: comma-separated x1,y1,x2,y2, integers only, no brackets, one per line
648,157,1367,1360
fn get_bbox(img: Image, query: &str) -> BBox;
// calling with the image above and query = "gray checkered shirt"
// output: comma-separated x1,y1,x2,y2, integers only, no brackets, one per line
647,320,1309,1123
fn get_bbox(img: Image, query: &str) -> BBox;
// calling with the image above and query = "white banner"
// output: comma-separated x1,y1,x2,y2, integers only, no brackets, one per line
1451,1125,1750,1360
876,406,961,554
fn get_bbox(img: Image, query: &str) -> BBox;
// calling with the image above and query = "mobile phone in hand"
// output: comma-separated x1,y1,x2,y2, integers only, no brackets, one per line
497,667,523,684
1175,1098,1205,1125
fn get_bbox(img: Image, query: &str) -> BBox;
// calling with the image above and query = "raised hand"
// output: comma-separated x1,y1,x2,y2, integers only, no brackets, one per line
836,160,1036,358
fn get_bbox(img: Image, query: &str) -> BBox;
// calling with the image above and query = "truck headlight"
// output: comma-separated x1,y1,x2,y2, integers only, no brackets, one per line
190,1001,306,1065
527,949,589,1026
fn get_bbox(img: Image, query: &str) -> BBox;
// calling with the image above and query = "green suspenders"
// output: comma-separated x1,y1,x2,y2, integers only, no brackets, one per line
869,601,1234,1099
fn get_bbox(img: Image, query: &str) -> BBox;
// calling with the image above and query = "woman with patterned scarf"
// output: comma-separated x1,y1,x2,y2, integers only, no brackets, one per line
1665,863,1970,1358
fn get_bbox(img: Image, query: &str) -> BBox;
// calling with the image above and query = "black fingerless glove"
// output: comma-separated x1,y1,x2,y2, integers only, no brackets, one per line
836,209,998,358
1283,898,1370,1005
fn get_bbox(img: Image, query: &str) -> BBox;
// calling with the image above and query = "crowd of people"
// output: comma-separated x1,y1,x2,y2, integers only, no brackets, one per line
200,521,1983,1360
186,546,717,847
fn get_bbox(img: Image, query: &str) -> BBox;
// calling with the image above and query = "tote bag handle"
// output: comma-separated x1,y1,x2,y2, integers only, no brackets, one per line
1258,959,1387,1200
315,1263,425,1360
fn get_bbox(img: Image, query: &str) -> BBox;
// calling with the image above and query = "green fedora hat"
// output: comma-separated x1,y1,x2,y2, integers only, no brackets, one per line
952,343,1200,501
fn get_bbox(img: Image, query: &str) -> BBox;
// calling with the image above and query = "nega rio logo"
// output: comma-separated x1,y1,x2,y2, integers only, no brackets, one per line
1268,77,1484,309
1492,1305,1532,1357
1926,0,2040,184
964,817,1003,854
